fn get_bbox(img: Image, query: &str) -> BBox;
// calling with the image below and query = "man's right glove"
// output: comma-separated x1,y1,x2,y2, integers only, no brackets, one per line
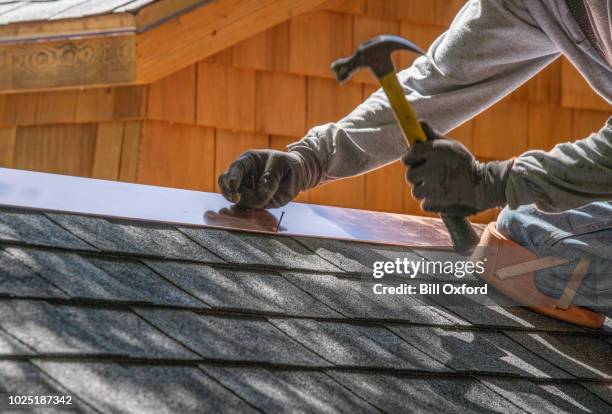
218,149,317,209
402,123,514,216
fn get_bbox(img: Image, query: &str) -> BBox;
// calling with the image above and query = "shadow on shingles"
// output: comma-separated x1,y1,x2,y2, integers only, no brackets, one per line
31,362,256,413
482,377,612,413
283,271,468,325
46,213,219,262
293,236,428,275
504,331,612,379
330,369,611,413
203,366,377,412
180,227,340,271
0,360,94,412
387,328,612,412
293,236,488,285
3,247,204,306
329,371,508,413
395,320,612,408
0,300,193,359
143,260,340,317
404,328,565,376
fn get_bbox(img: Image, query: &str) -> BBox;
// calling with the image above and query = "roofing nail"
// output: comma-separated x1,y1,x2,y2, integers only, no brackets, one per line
276,211,285,232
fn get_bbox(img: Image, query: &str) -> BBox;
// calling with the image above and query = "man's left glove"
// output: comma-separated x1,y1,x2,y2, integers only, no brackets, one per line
401,123,514,216
218,149,318,209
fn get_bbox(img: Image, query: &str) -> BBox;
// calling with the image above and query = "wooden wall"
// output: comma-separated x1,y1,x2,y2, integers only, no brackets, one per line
0,0,609,223
0,86,146,182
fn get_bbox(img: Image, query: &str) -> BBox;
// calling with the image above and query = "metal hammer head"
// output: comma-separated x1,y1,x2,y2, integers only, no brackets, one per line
331,35,424,82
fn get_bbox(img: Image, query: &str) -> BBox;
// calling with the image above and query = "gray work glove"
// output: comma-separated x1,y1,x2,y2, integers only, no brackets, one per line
218,149,317,209
402,123,514,216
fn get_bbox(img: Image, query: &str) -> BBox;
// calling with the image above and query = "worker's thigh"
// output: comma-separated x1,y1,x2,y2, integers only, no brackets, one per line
496,201,612,307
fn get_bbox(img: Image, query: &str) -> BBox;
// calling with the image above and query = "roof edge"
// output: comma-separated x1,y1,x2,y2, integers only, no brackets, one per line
0,0,208,45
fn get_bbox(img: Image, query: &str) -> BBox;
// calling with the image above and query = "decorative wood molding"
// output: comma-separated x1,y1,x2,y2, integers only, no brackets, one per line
0,36,136,92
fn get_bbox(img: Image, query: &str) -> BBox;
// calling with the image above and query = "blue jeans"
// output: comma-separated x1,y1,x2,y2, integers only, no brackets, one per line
496,202,612,309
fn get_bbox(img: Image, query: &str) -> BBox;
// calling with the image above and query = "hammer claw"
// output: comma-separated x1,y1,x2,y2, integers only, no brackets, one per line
331,56,356,83
330,35,425,81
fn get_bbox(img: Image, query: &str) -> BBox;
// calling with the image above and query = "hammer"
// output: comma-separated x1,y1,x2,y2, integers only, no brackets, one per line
331,35,479,253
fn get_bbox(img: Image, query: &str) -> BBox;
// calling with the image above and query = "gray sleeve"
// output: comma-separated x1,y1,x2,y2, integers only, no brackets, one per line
507,117,612,212
288,0,560,185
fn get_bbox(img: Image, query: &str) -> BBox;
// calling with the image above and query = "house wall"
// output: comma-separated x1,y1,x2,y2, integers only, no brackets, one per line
0,86,146,182
0,0,609,223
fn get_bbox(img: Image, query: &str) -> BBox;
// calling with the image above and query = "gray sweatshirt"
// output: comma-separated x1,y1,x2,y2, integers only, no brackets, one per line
289,0,612,212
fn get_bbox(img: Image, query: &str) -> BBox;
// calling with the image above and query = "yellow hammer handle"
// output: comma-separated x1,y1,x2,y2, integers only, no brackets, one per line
379,72,479,253
380,73,426,145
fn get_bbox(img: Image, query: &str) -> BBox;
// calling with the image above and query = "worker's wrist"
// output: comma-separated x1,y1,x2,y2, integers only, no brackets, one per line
479,158,515,210
288,147,324,190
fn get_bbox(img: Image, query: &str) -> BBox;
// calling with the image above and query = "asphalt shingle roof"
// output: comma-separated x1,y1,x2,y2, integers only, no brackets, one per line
0,206,610,412
0,0,159,25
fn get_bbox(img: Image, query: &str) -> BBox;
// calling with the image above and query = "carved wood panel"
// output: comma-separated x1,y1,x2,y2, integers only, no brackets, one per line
0,36,136,91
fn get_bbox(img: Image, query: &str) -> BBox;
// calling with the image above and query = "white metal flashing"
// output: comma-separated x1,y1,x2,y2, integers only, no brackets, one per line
0,168,468,248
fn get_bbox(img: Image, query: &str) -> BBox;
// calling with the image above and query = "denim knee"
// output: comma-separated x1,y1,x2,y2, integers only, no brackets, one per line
495,205,549,253
496,206,525,239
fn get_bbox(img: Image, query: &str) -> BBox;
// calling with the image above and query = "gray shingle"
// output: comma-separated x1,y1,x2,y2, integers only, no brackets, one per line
35,361,257,414
6,247,204,307
0,249,67,298
86,257,204,307
0,328,32,355
0,3,28,19
327,371,522,413
269,318,447,371
482,378,612,414
0,0,157,25
0,300,196,358
114,0,157,13
203,366,380,413
0,210,93,250
434,294,586,332
144,260,339,317
48,213,222,262
284,271,468,325
51,0,143,19
180,228,340,271
294,236,424,275
0,0,86,25
135,308,330,366
0,361,96,413
389,326,570,379
505,331,612,379
581,382,612,405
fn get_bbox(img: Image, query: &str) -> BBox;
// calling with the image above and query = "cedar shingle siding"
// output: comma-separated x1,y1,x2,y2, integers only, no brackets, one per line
0,0,609,223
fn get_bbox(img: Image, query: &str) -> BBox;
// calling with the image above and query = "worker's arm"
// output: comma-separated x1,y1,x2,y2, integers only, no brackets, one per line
288,0,560,185
220,0,561,208
402,119,612,215
507,118,612,211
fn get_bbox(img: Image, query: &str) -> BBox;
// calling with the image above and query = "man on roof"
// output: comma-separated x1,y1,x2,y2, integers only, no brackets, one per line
219,1,611,308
